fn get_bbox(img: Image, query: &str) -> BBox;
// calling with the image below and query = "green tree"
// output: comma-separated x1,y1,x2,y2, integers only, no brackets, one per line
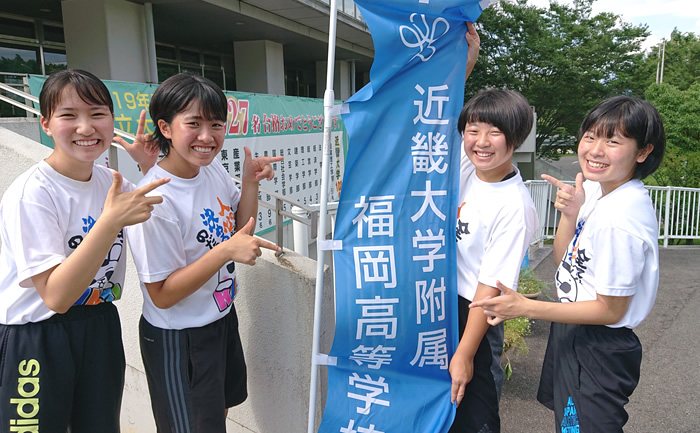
467,0,649,157
637,30,700,92
645,83,700,187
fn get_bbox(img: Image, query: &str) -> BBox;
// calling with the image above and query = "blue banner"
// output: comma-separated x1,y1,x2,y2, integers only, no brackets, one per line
320,1,490,432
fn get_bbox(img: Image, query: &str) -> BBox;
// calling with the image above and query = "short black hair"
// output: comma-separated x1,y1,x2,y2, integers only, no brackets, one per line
148,73,227,156
578,96,666,180
39,69,113,120
457,88,534,150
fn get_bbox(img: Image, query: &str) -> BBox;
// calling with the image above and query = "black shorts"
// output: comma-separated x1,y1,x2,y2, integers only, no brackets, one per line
139,306,248,433
449,296,502,433
537,322,642,433
0,302,126,433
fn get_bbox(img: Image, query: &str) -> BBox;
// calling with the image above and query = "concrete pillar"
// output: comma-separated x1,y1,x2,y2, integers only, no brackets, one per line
316,60,352,101
233,40,285,95
61,0,154,83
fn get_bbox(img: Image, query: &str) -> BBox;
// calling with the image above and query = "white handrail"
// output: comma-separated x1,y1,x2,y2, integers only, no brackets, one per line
526,180,700,247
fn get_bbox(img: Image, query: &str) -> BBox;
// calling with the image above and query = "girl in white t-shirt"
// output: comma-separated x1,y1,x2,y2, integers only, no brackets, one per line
0,69,167,432
126,73,282,432
449,89,539,432
471,96,666,432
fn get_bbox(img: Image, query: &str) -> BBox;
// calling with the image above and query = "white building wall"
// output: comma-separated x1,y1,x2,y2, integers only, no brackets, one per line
61,0,152,83
234,40,286,95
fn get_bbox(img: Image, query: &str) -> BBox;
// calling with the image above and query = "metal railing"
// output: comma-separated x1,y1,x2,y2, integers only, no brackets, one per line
525,180,700,247
0,73,39,117
647,186,700,247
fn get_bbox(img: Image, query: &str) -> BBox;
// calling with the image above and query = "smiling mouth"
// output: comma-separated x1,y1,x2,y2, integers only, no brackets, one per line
193,146,215,154
74,139,100,147
475,151,493,158
587,160,609,169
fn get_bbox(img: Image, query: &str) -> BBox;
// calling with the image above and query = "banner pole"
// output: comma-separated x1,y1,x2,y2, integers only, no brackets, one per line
308,1,338,432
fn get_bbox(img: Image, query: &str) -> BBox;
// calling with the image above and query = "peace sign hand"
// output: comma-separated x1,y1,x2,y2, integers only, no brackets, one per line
541,172,585,218
102,172,169,228
224,217,281,265
241,146,284,182
113,110,160,174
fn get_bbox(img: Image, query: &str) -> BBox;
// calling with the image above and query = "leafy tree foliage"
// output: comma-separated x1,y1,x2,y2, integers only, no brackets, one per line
645,83,700,187
637,30,700,92
467,0,649,157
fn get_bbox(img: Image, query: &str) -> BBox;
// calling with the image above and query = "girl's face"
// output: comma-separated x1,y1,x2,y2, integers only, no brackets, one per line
41,85,114,181
577,129,652,196
463,121,514,182
158,102,225,179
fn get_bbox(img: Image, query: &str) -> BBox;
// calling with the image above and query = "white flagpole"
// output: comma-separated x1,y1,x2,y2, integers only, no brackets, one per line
307,1,338,432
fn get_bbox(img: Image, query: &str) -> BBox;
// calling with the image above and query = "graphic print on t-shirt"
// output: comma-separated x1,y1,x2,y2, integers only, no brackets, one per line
556,220,590,303
197,196,237,312
213,262,237,312
455,201,470,241
71,215,124,305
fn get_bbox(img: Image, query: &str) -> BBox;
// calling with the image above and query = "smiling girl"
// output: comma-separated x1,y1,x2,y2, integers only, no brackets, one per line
471,96,666,432
125,73,282,432
449,89,539,432
0,69,168,432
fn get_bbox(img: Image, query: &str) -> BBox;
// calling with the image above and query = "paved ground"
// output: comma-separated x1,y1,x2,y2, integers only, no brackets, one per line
499,246,700,432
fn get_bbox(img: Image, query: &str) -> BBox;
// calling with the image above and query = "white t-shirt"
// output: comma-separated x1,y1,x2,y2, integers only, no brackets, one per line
0,161,132,325
126,159,242,330
456,159,539,301
555,179,659,329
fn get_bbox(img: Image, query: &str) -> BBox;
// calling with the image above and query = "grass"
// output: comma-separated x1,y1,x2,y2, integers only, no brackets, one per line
503,315,532,380
518,268,548,295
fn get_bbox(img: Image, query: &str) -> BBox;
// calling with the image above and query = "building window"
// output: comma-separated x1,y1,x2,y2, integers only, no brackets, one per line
157,62,178,84
315,0,363,22
0,14,66,76
285,66,316,98
155,43,234,91
156,44,176,60
204,68,224,89
0,14,66,117
203,53,220,68
0,16,35,40
0,44,40,74
179,49,199,65
44,49,67,74
43,24,65,44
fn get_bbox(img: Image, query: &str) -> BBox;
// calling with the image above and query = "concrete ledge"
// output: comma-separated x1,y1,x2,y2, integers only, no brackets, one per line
0,125,50,196
119,248,334,433
0,118,41,143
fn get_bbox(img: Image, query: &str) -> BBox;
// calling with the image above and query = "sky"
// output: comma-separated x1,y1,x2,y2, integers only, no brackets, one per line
527,0,700,51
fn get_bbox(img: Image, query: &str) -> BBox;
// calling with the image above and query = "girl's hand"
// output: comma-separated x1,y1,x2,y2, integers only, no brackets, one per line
469,281,529,325
113,110,160,174
102,172,169,228
241,146,284,183
541,172,585,218
465,21,480,81
449,351,473,406
224,217,281,265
